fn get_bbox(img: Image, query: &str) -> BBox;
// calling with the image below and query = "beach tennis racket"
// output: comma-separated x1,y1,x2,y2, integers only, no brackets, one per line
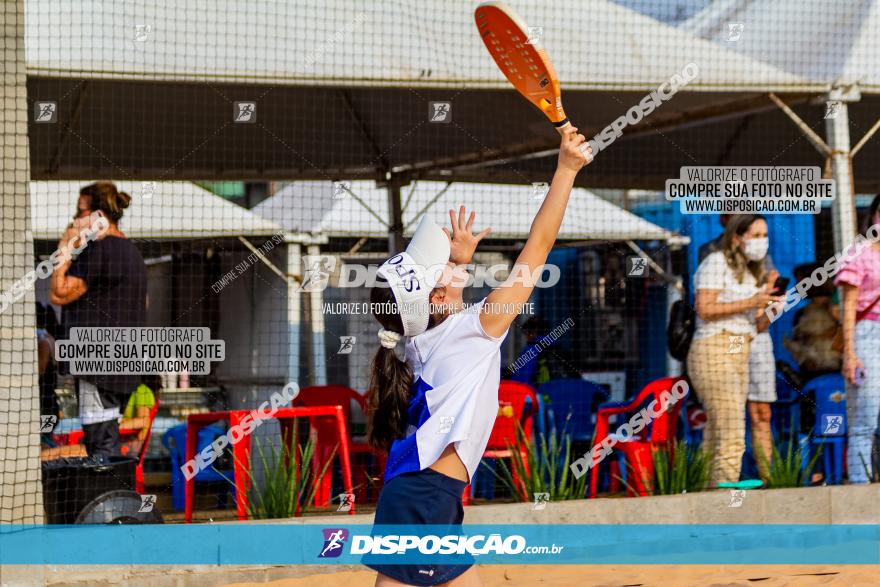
475,1,571,133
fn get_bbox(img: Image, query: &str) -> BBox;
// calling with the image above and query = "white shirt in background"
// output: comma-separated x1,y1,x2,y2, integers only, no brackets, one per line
693,251,759,340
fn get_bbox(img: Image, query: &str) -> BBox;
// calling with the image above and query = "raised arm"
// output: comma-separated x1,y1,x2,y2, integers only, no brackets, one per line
49,222,88,306
480,126,592,338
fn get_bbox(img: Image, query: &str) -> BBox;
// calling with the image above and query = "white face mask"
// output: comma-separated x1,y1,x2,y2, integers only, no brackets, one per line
742,237,769,261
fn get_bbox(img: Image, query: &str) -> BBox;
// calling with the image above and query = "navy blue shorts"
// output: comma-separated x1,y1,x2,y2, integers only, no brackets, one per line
364,468,471,586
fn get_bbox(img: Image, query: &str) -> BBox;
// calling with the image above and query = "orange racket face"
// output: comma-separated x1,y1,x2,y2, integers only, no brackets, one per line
475,1,568,126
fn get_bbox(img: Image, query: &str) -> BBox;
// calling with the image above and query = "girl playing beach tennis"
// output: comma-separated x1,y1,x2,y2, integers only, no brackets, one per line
364,126,592,586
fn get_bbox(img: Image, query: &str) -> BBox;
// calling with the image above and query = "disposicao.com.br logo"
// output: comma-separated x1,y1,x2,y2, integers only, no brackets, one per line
318,528,349,558
318,528,563,558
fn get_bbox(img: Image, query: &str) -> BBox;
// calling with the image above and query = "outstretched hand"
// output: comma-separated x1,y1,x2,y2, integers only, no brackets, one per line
558,125,593,173
443,206,491,265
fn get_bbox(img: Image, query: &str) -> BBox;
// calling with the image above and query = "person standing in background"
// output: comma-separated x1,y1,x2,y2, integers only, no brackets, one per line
698,214,779,481
688,215,781,485
783,267,842,438
835,194,880,483
50,182,147,459
784,266,841,380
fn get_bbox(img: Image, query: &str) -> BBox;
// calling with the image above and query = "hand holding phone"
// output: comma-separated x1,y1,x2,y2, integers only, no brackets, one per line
855,367,866,386
772,276,790,295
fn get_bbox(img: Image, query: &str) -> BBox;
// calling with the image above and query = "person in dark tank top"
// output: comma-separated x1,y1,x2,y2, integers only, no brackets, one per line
50,181,147,458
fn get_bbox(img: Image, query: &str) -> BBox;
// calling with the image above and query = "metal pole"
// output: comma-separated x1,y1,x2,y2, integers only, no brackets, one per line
386,179,405,254
306,244,328,386
825,89,859,252
285,240,302,387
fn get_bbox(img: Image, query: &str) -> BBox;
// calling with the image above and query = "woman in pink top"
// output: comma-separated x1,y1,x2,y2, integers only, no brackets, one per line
835,194,880,483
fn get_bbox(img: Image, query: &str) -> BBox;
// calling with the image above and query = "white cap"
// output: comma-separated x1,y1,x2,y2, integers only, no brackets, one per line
376,216,451,336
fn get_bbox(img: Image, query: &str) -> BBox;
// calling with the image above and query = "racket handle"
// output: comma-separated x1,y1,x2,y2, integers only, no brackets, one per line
553,118,571,134
554,118,594,163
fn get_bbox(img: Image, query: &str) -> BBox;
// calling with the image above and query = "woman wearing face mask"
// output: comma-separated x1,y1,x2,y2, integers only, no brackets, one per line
835,194,880,483
688,215,781,485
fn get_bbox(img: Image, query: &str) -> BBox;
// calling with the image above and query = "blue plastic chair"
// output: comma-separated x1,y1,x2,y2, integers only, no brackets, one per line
162,423,237,512
803,374,847,485
773,372,804,441
524,391,547,442
529,379,608,497
538,379,609,442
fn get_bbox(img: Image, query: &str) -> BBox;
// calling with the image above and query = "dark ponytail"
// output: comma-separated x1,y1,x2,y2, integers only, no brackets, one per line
366,279,412,451
80,181,131,223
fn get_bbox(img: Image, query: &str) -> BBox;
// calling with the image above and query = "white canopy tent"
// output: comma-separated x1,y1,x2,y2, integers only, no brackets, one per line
29,181,282,240
680,0,880,254
680,0,880,90
17,0,876,393
26,0,878,263
25,0,805,91
23,0,829,190
254,180,684,243
254,180,687,387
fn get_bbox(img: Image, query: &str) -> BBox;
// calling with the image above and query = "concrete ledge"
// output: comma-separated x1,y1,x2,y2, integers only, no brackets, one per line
2,484,874,587
460,484,879,525
215,483,880,526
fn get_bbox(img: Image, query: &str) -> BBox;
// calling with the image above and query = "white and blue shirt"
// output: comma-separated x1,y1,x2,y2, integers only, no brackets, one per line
384,299,508,483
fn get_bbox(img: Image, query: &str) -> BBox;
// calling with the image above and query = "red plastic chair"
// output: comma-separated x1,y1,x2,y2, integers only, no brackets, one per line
589,377,687,498
293,386,382,507
463,380,538,504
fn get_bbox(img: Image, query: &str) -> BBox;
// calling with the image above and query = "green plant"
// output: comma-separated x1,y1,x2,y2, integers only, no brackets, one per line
484,422,587,502
755,436,822,489
648,440,712,495
614,441,711,497
233,434,335,519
